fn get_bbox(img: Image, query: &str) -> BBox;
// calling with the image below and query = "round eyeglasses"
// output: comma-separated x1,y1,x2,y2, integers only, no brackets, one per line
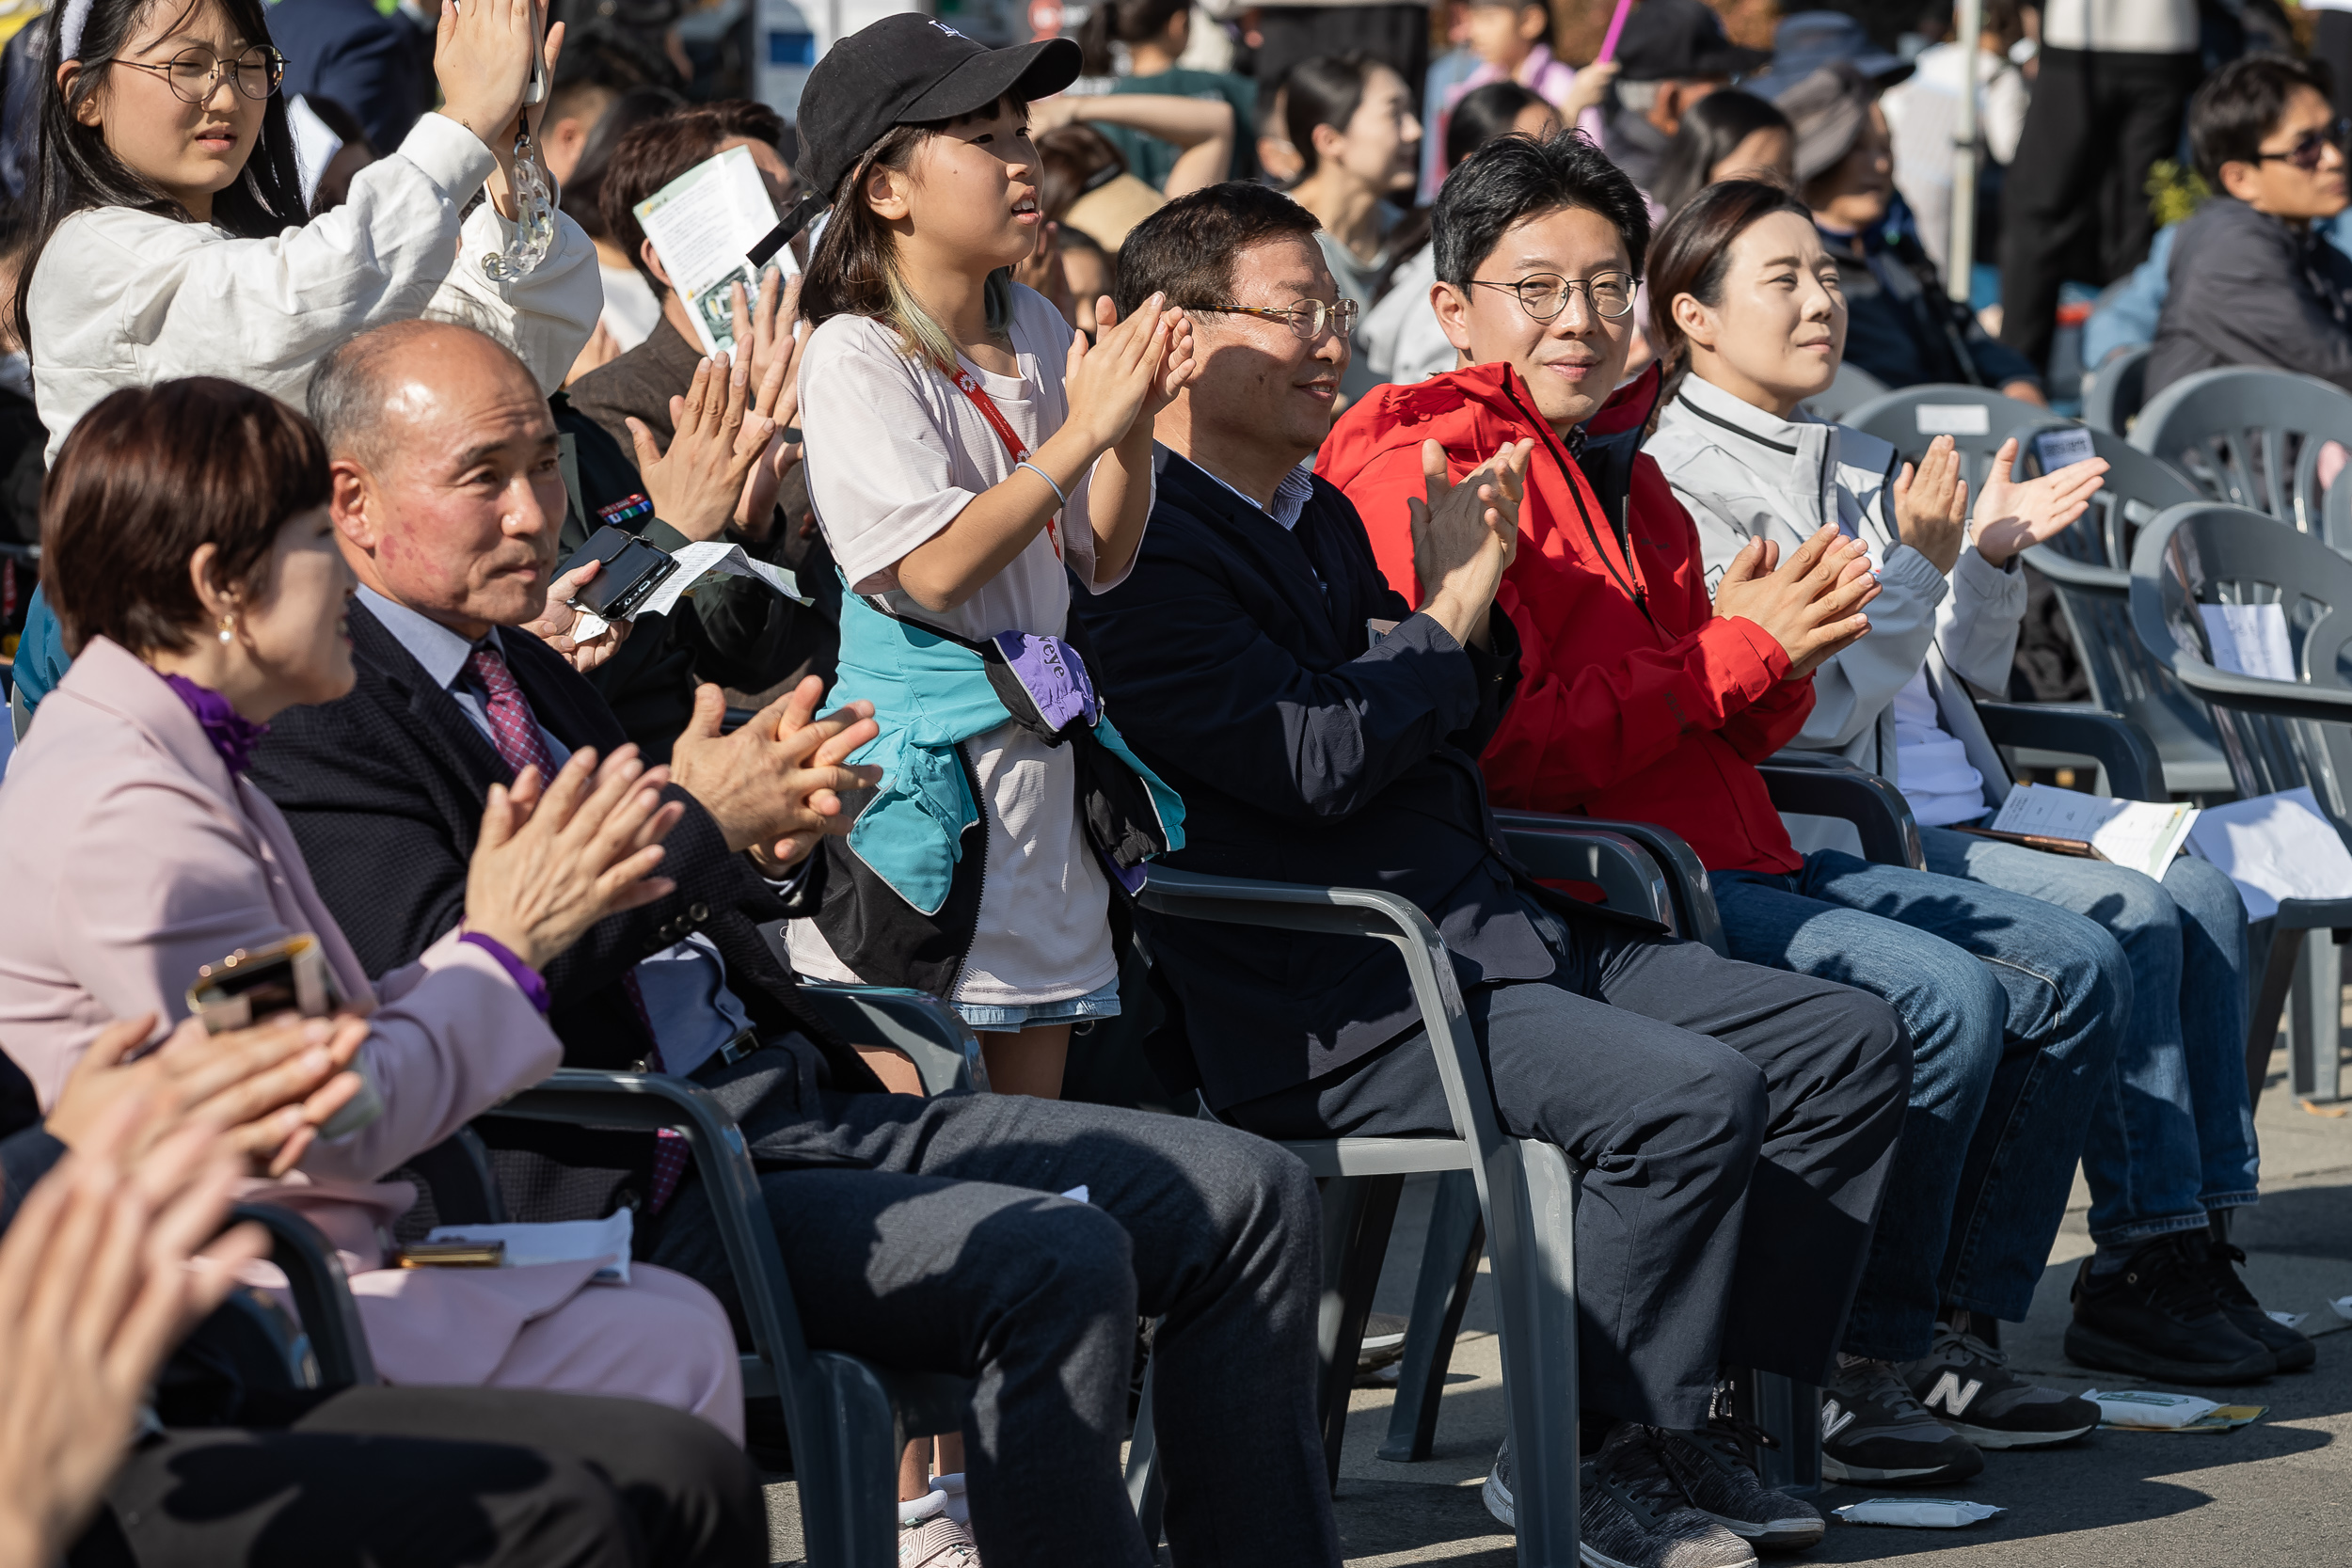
113,46,285,103
1470,271,1636,323
1187,297,1359,341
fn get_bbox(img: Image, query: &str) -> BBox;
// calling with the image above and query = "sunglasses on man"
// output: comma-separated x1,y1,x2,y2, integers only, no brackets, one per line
2252,118,2351,173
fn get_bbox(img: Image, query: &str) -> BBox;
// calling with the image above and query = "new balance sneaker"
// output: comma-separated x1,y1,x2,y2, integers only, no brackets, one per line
1484,1428,1758,1568
1899,1321,2098,1449
2199,1236,2316,1372
1820,1357,1983,1485
898,1516,980,1568
1652,1420,1826,1552
2066,1234,2277,1386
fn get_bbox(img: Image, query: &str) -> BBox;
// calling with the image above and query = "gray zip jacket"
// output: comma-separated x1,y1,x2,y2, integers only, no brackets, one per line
1645,373,2025,805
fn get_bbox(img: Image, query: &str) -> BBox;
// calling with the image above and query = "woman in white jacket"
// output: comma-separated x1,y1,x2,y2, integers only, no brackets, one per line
1644,178,2307,1388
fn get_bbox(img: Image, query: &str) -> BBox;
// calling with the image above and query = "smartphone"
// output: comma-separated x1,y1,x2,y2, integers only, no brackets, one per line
394,1240,507,1269
522,2,547,107
186,935,384,1140
563,524,678,621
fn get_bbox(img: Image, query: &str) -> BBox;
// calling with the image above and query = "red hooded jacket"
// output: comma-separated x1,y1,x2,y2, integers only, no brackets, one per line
1317,361,1810,875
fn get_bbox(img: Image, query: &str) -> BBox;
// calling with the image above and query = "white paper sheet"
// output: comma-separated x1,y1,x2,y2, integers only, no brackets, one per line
572,541,808,639
1985,783,2198,879
2184,786,2352,920
427,1211,633,1285
631,145,799,358
1915,404,1992,435
2199,602,2296,681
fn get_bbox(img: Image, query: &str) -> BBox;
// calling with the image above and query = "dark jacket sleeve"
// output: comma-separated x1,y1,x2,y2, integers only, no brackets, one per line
1083,522,1496,823
0,1126,66,1237
2157,202,2352,393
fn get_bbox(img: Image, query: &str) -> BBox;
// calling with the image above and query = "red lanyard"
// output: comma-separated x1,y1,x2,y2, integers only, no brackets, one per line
952,366,1060,561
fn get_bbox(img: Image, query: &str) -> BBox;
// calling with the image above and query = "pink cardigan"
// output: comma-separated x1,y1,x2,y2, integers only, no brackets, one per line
0,639,739,1433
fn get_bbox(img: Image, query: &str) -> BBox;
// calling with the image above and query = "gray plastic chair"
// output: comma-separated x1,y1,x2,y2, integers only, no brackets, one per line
1137,864,1587,1567
1842,384,2052,493
2128,367,2352,540
2082,343,2153,436
491,985,983,1568
2128,503,2352,1105
231,1203,380,1388
2007,418,2233,797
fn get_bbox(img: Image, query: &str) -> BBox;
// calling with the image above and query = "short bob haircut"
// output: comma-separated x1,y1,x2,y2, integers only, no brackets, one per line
1432,129,1650,290
1113,180,1322,321
1645,176,1814,396
42,378,329,657
2189,52,2336,186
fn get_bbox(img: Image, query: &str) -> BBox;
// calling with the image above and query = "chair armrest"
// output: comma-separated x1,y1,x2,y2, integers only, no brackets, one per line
2021,544,2129,594
794,984,977,1096
1976,702,2164,800
230,1202,377,1389
402,1127,506,1227
492,1070,818,1406
1758,759,1926,869
1495,812,1727,957
1489,817,1673,927
1136,868,1507,1170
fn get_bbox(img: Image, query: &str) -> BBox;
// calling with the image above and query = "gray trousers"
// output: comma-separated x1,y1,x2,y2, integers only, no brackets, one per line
644,1082,1341,1568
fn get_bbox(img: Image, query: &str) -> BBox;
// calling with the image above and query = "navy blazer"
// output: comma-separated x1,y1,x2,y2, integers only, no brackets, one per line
1075,450,1645,1110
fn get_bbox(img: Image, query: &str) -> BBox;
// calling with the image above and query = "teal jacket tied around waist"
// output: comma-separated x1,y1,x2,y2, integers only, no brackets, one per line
826,588,1184,920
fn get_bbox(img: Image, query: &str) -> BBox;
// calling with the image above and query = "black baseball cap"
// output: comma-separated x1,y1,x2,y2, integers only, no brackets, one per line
789,16,1080,217
1613,0,1771,84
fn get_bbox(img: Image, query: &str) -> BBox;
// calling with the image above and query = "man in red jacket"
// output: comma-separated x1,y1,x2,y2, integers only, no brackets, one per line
1322,133,2121,1487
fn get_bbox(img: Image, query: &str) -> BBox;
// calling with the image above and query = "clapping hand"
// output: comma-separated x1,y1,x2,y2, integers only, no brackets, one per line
1891,435,1968,576
1410,437,1534,649
628,351,788,545
466,745,684,969
1970,437,2108,565
667,679,882,868
1712,523,1881,679
1065,293,1198,453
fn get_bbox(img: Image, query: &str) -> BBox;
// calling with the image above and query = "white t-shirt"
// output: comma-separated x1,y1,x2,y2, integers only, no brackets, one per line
786,284,1138,1009
1891,670,1988,827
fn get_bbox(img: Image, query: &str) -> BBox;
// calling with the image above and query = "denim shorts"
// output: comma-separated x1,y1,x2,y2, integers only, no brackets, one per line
955,979,1122,1033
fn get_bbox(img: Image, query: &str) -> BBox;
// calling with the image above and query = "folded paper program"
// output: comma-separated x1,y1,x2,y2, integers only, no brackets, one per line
572,540,808,639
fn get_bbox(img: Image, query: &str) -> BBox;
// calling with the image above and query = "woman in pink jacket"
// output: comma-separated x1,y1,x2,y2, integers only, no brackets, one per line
0,377,747,1436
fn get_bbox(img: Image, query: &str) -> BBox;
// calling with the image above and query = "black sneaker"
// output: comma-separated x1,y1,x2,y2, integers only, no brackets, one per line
2199,1237,2316,1372
1652,1418,1825,1552
1820,1357,1983,1485
1357,1311,1408,1377
2066,1234,2277,1386
1899,1322,2098,1449
1483,1430,1758,1567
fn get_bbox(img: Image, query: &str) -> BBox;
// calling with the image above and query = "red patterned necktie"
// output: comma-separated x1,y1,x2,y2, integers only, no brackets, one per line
466,642,688,1210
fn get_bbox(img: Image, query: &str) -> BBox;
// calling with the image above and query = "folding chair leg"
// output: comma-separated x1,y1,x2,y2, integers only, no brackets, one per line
2248,918,2301,1109
803,1354,903,1568
1315,1174,1405,1489
2287,928,2345,1102
1486,1140,1581,1568
1380,1168,1486,1463
1732,1371,1821,1497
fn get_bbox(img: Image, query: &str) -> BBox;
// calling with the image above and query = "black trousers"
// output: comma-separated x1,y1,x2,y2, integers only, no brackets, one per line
70,1386,765,1568
1252,5,1432,109
1225,903,1912,1429
644,1087,1340,1568
1997,45,2204,372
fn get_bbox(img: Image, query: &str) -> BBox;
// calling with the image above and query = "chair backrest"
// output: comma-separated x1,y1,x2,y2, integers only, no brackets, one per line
2082,343,2153,435
2128,367,2352,537
2128,502,2352,819
1842,383,2050,492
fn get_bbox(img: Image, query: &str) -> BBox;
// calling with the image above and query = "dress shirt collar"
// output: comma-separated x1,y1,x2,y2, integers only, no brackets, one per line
1184,454,1316,531
358,585,506,691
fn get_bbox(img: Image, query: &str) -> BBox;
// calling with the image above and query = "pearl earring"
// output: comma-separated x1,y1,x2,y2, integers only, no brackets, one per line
217,614,235,645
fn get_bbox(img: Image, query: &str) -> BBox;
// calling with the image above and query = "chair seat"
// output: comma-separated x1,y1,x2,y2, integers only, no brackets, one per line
1277,1136,1478,1178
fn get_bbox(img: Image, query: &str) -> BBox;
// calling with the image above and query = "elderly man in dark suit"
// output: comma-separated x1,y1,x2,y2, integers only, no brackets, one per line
1070,183,1913,1568
246,319,1344,1568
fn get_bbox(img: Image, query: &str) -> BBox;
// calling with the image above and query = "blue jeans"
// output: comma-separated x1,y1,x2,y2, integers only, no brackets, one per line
1919,829,2259,1244
1713,851,2127,1359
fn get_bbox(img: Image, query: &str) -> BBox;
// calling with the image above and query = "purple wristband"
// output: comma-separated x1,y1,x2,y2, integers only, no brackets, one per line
459,930,551,1014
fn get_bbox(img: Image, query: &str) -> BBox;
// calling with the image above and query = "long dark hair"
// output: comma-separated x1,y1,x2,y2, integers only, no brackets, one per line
1075,0,1187,76
799,101,1019,373
1649,89,1791,218
17,0,307,363
1645,176,1812,404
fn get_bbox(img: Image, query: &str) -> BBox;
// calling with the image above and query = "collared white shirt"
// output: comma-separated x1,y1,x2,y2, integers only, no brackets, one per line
358,587,753,1077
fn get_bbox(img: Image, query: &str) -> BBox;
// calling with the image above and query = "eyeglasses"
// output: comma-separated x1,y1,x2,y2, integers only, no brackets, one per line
1187,297,1359,341
113,46,285,104
2252,118,2350,172
1470,271,1637,323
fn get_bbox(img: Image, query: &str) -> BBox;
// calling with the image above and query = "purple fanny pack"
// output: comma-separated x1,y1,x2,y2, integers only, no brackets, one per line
993,631,1099,735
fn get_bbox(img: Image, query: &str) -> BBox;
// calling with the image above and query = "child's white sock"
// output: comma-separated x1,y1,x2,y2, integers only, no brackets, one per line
898,1487,947,1528
933,1471,971,1526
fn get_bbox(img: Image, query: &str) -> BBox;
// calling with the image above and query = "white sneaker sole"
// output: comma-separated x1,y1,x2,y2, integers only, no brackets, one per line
1708,1511,1826,1549
1937,1417,2096,1449
1483,1472,1515,1530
